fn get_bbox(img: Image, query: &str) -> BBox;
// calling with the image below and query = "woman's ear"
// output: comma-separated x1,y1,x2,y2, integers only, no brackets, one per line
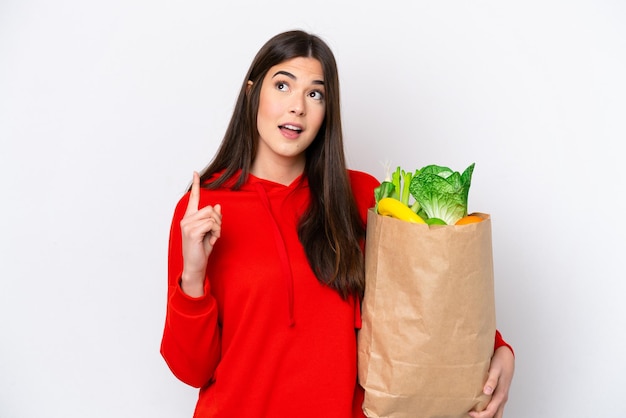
246,80,253,94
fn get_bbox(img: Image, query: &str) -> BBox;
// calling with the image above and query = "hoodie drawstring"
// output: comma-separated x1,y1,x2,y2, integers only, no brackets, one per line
254,183,296,327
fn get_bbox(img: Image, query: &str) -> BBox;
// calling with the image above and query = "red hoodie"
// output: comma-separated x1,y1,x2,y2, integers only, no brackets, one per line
160,169,511,418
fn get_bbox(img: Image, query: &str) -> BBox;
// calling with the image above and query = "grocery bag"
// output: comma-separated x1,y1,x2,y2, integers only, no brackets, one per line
357,209,496,418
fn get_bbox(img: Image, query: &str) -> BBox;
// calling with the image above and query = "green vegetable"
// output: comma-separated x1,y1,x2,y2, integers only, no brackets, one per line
387,167,419,206
401,170,414,206
408,163,475,226
374,181,396,212
375,166,423,215
391,167,401,200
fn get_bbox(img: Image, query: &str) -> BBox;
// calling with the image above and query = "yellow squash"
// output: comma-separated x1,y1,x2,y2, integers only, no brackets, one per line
377,198,426,224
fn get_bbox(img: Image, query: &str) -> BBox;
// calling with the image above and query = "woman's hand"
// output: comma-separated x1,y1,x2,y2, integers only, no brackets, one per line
179,171,222,297
468,346,515,418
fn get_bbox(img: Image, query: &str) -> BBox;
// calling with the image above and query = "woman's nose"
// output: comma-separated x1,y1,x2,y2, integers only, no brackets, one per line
289,96,305,115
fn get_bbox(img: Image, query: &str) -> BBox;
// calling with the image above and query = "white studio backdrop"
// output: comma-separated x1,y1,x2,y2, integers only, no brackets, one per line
1,1,625,417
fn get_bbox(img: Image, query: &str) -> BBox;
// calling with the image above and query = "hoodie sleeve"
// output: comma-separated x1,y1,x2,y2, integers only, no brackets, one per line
494,330,514,356
160,192,222,388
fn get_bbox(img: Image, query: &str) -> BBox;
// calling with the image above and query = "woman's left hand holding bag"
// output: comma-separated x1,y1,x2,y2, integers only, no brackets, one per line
468,346,515,418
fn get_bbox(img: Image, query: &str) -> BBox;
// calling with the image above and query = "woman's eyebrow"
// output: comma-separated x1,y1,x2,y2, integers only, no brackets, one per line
272,70,324,85
272,70,296,79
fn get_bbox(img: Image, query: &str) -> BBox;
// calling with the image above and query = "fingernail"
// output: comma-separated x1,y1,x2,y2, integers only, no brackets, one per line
484,386,494,395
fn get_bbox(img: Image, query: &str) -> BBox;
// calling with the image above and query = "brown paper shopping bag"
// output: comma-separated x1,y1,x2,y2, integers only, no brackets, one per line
358,209,496,418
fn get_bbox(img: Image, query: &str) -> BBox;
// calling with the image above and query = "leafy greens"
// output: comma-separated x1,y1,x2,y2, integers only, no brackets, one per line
408,163,475,225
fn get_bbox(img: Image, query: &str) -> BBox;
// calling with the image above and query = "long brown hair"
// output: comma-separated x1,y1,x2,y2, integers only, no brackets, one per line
198,30,365,299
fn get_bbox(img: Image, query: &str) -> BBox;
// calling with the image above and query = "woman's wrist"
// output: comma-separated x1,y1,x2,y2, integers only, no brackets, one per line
180,271,205,297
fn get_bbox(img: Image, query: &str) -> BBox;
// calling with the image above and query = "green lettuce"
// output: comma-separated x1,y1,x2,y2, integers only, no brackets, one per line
408,163,475,225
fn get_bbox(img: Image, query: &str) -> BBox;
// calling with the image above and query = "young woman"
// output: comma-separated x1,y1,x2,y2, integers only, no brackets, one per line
160,30,514,418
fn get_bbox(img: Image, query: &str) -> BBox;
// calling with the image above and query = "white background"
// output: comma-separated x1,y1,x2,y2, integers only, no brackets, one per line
1,1,625,417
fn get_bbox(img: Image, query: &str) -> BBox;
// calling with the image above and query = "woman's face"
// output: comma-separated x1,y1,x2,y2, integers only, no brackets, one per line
253,57,326,171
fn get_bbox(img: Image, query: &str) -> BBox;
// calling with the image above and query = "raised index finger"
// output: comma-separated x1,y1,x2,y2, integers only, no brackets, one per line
185,171,201,215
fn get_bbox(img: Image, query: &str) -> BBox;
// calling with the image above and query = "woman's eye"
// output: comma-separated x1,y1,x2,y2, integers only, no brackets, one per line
309,90,324,101
276,81,289,92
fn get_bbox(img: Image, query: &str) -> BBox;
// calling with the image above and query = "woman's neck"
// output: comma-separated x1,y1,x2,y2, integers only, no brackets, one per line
250,157,305,186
